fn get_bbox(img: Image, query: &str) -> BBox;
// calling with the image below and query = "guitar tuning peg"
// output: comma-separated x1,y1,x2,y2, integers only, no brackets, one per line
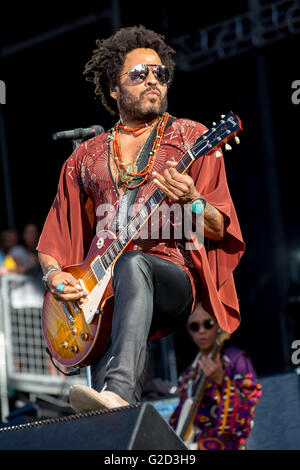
225,143,232,151
221,114,225,118
216,150,222,158
212,122,216,126
234,136,240,144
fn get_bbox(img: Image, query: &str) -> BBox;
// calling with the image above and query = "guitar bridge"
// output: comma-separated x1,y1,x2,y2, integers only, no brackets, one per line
70,301,80,313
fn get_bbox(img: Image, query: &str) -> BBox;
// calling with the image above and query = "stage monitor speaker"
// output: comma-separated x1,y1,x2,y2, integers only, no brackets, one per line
0,402,187,450
247,370,300,450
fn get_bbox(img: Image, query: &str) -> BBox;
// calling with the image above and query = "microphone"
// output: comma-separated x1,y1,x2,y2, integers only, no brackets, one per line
52,125,104,141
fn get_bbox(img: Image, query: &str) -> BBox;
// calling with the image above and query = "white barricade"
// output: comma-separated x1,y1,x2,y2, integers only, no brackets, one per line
0,274,86,420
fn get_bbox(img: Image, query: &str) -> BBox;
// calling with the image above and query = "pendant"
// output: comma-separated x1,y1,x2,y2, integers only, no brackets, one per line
119,162,138,184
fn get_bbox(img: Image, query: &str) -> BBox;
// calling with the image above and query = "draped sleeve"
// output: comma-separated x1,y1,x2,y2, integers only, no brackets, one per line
186,122,245,333
37,141,95,268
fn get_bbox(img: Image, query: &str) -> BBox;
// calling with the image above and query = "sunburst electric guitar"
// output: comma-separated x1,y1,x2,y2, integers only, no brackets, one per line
42,112,242,371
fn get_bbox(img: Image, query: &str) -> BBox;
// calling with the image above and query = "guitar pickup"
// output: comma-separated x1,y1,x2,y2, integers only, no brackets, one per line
62,302,75,325
70,301,80,313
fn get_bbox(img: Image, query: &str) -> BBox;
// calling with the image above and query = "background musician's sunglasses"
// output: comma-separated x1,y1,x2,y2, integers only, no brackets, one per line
188,319,216,332
120,64,170,85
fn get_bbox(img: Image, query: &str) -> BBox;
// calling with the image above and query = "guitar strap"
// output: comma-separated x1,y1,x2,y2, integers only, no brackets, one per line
110,115,176,234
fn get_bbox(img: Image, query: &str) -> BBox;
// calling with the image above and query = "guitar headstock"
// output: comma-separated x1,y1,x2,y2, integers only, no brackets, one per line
216,329,231,347
193,111,243,158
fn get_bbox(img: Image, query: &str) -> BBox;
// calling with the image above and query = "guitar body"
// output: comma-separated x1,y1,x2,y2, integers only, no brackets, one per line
42,230,133,368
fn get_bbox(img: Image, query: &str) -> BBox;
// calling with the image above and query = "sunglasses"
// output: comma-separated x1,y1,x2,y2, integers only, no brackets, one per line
188,319,216,332
120,64,170,85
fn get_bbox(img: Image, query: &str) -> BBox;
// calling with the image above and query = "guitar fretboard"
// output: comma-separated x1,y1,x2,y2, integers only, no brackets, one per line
100,150,196,270
99,111,241,271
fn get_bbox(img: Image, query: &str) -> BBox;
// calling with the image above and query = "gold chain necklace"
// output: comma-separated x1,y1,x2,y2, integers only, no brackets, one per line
113,112,170,189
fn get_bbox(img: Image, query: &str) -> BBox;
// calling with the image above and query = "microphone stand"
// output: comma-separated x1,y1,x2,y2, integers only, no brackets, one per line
52,127,105,388
72,134,91,386
71,138,85,150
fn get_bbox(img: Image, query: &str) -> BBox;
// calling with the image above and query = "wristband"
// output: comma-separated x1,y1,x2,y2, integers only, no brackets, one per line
42,267,60,289
191,197,206,215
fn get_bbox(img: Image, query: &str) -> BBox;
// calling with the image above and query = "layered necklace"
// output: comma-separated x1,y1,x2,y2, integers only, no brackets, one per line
113,112,170,189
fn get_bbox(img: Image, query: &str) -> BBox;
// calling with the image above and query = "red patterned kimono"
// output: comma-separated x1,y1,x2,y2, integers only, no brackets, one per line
169,347,262,450
37,117,245,334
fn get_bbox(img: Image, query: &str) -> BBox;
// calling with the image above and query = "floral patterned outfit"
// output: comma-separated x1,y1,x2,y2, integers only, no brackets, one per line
169,347,262,450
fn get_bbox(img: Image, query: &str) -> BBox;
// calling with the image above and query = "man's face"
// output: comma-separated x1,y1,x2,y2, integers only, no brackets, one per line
111,48,168,122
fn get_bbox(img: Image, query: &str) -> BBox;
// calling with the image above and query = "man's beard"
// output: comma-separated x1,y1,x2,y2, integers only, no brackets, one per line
118,85,168,122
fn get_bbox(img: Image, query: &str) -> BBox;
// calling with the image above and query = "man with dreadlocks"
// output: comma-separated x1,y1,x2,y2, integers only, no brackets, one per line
37,26,244,412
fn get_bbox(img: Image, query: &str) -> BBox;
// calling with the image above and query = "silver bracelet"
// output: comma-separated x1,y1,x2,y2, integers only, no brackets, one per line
42,267,60,288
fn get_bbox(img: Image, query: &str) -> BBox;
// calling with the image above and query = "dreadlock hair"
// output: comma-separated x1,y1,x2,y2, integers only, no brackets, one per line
83,25,176,115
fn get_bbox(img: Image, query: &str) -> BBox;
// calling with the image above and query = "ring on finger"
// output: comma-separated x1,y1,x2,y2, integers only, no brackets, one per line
55,283,66,293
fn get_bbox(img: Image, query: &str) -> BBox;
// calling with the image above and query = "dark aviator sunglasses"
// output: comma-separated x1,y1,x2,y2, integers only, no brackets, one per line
120,64,170,85
188,319,216,332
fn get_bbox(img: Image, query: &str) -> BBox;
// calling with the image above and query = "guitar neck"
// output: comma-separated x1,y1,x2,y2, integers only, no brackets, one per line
100,149,195,270
99,111,242,270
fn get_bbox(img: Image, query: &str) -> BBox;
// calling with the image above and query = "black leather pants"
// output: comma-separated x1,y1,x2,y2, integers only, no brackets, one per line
91,250,193,404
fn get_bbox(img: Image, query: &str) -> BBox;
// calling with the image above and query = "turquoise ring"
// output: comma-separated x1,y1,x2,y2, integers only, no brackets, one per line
55,283,65,293
191,199,205,214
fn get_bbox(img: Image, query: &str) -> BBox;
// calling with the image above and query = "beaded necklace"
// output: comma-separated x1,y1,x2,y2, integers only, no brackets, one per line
113,112,170,189
117,117,158,137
